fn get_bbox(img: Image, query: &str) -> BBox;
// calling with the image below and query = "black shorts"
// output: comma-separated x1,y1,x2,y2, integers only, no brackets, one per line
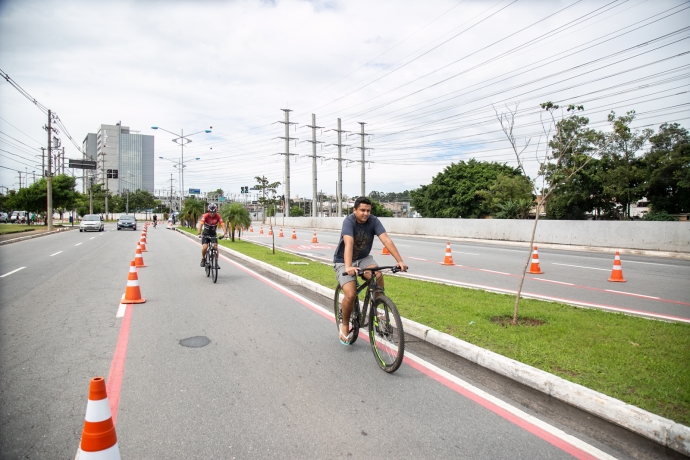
201,234,218,245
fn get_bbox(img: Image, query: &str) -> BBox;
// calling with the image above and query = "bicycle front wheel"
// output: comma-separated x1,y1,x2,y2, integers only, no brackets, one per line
205,254,211,277
211,252,218,283
368,295,404,373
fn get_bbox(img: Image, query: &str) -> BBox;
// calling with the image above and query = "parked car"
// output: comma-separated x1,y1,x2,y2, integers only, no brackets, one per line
80,214,104,232
117,215,137,231
10,211,27,224
0,212,7,223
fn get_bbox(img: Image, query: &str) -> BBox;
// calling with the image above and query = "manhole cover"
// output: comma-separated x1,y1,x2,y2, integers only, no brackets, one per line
179,336,210,348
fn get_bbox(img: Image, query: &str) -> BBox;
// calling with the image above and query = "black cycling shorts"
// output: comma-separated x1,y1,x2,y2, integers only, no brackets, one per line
201,234,218,245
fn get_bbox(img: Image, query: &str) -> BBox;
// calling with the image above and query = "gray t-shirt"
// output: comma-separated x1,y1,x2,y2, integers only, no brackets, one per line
333,214,386,263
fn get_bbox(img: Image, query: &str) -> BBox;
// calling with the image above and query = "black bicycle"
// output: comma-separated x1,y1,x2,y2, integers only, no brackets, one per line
333,266,406,373
201,235,221,283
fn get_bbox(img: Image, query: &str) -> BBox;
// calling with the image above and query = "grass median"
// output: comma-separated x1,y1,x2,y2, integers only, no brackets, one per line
179,226,690,425
0,224,39,235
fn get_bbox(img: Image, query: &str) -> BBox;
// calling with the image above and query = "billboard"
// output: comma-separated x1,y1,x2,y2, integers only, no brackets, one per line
189,188,201,195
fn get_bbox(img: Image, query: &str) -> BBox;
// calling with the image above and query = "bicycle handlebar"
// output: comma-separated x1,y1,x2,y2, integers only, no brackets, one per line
357,265,407,277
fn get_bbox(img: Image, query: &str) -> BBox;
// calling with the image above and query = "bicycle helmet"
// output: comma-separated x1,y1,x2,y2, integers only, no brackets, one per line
208,203,218,213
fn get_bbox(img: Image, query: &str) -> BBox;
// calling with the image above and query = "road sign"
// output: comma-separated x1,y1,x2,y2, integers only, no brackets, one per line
68,159,97,170
189,188,201,195
218,197,227,202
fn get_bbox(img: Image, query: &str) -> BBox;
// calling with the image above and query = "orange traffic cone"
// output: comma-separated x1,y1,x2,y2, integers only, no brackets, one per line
279,227,284,237
381,245,391,255
122,261,145,304
139,238,147,252
291,228,297,240
608,251,626,282
259,225,264,234
249,225,254,233
134,245,146,268
442,242,454,265
77,377,121,459
311,230,318,243
528,246,543,274
268,227,273,236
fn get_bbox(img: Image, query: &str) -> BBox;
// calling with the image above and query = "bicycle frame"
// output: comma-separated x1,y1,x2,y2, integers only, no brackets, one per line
352,266,400,327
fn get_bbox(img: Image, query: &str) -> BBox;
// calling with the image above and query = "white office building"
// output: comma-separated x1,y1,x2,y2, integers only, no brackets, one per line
82,123,154,195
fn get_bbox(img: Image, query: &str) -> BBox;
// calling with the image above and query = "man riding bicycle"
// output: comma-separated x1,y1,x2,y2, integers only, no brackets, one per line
333,197,407,345
197,203,227,267
152,214,158,227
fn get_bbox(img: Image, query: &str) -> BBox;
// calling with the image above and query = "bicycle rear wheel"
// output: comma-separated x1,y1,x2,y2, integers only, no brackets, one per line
333,285,359,345
211,252,218,283
368,295,404,373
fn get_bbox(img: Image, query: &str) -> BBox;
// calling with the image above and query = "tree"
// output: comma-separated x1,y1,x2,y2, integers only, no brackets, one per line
220,202,252,241
642,123,690,214
410,159,519,218
370,199,393,217
495,102,599,324
180,196,205,228
598,111,653,219
289,206,304,217
477,173,533,217
254,176,281,224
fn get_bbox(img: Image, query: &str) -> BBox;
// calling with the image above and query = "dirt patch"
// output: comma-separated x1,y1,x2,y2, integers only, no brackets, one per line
490,315,546,327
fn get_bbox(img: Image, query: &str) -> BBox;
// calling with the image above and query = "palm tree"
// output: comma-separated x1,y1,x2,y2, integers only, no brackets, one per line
220,202,251,241
181,197,205,228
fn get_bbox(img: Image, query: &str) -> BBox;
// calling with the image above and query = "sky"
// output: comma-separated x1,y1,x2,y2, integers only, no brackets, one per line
1,0,689,202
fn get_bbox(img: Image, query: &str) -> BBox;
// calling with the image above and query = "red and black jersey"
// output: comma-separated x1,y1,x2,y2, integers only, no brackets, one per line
200,212,224,234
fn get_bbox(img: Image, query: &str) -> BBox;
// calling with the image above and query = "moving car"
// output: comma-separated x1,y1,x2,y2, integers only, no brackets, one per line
80,214,104,232
0,212,7,223
117,215,137,231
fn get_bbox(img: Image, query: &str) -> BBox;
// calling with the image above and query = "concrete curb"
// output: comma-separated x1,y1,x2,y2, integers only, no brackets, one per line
0,226,75,246
176,228,690,456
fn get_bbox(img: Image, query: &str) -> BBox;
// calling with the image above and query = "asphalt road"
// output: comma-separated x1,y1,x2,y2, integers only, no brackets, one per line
243,225,690,322
0,225,681,459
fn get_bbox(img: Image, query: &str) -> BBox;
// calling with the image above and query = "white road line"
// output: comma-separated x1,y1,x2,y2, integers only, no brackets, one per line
455,251,481,256
552,263,609,271
90,237,95,240
75,243,82,246
480,269,510,275
116,294,127,318
1,267,26,278
533,278,575,286
624,260,688,268
605,289,660,300
408,257,427,261
50,251,63,257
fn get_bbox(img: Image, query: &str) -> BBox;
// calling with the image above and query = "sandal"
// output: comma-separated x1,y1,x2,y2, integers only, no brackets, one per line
339,329,353,346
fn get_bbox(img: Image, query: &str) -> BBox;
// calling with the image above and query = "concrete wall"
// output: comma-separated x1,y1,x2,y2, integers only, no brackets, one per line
276,217,690,253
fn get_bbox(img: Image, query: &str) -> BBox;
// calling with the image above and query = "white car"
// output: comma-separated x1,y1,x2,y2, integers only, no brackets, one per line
80,214,104,232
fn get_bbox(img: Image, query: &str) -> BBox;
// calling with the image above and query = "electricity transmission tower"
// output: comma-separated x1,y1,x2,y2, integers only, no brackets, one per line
326,118,350,217
349,122,374,197
274,109,298,217
300,114,324,217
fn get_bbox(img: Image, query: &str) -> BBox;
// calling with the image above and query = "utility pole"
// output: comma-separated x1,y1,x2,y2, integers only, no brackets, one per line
61,147,65,175
170,173,173,212
18,172,22,189
301,114,324,218
41,147,45,178
89,175,94,214
45,110,54,231
327,118,350,217
100,151,108,219
351,122,373,197
274,109,298,218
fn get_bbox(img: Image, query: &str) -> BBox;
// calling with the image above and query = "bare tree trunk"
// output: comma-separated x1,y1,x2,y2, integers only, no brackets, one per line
513,199,542,324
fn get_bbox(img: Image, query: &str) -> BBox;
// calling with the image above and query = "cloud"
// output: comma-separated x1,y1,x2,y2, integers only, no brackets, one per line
1,0,688,199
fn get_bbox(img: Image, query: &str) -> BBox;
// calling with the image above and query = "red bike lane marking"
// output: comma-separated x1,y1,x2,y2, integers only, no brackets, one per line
107,303,132,425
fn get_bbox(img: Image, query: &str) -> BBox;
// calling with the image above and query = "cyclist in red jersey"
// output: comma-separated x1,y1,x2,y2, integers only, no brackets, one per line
197,203,227,267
